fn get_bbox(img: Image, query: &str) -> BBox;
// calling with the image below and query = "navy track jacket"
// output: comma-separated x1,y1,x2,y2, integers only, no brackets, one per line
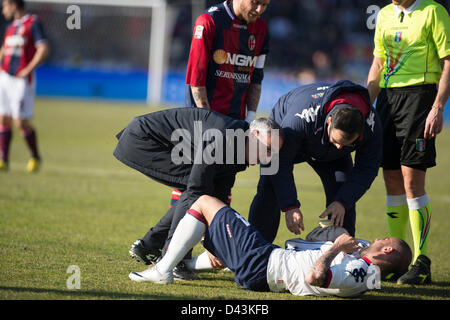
268,80,383,211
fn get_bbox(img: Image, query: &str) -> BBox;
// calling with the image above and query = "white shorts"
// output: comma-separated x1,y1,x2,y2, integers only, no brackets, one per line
0,70,36,119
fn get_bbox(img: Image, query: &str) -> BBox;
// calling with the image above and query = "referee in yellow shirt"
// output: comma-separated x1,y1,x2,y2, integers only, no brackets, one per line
367,0,449,285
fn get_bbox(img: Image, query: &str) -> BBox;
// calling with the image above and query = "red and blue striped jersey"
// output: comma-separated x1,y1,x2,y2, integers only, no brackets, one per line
185,1,269,120
1,14,46,79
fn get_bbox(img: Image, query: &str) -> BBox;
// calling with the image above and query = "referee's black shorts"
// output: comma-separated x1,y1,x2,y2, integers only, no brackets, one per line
376,84,437,171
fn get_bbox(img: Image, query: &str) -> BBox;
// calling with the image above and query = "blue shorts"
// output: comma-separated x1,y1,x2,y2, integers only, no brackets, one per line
203,206,279,292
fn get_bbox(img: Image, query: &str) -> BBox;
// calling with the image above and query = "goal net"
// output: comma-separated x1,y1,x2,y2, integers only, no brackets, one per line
14,0,201,105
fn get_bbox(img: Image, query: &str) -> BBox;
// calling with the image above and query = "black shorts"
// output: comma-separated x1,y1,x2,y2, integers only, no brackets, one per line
376,84,437,170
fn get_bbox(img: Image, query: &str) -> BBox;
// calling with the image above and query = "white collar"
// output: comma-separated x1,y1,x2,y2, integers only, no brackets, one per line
223,1,235,20
13,14,30,26
394,0,422,17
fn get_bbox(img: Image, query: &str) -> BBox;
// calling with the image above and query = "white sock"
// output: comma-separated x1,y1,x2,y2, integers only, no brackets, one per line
156,213,206,274
406,194,429,210
185,251,214,271
386,194,407,207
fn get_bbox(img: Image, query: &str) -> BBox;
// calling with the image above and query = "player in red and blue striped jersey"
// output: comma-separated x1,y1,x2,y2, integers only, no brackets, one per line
185,0,270,122
181,0,270,208
0,0,49,172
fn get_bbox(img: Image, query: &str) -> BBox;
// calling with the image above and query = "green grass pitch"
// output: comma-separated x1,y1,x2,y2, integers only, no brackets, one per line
0,98,449,300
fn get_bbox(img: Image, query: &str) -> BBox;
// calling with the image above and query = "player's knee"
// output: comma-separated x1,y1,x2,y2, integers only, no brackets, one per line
195,195,213,210
198,194,214,203
191,195,213,214
403,178,426,197
402,168,426,197
0,115,12,127
14,119,32,131
196,195,225,225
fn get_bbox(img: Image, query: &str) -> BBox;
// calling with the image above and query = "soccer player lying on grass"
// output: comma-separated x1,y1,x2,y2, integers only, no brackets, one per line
129,195,413,297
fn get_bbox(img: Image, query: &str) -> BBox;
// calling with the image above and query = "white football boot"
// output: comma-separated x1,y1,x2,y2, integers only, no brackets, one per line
129,265,173,284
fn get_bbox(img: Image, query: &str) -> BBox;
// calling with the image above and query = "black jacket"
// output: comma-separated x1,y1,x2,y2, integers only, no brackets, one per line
113,107,249,201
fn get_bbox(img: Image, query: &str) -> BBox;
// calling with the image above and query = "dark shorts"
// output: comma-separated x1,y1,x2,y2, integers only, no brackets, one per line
376,85,437,170
203,206,279,292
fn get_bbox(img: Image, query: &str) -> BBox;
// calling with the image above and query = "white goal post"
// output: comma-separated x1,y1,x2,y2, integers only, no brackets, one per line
26,0,205,106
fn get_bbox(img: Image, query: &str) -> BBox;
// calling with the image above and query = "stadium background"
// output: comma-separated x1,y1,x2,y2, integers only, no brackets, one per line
1,1,450,301
1,0,449,116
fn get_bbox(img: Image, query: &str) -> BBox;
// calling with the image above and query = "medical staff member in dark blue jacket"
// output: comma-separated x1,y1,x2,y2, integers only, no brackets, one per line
249,80,383,240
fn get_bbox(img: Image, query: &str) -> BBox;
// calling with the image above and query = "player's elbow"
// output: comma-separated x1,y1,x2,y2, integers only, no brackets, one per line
305,271,323,287
37,42,50,61
43,45,50,60
371,56,385,71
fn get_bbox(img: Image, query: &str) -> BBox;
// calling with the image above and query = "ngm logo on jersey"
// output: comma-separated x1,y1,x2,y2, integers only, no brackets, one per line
213,49,258,67
5,35,25,47
4,35,25,56
213,48,265,69
213,49,265,83
213,50,254,83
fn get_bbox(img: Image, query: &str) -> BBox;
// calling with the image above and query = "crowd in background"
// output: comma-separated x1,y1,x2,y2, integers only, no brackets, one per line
173,0,449,84
0,0,449,85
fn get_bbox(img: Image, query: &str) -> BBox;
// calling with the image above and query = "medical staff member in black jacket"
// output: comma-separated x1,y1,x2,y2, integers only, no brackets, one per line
114,107,283,278
249,80,383,241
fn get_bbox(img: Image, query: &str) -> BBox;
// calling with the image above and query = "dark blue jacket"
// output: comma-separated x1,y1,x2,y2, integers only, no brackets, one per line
269,80,382,211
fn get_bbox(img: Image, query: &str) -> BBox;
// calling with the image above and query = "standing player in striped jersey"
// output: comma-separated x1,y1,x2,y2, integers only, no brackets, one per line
0,0,49,172
185,0,270,122
129,0,271,279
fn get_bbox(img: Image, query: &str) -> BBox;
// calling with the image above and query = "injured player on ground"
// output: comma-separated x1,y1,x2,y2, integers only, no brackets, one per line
129,195,412,298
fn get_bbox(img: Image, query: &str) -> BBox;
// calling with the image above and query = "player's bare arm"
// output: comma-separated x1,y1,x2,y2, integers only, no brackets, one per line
244,83,261,122
306,234,359,287
246,83,261,113
366,56,385,104
425,56,450,139
0,46,4,62
16,42,50,78
191,86,211,109
434,56,450,110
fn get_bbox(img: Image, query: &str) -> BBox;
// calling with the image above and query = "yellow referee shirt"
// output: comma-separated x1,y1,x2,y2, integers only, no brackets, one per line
374,0,450,88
